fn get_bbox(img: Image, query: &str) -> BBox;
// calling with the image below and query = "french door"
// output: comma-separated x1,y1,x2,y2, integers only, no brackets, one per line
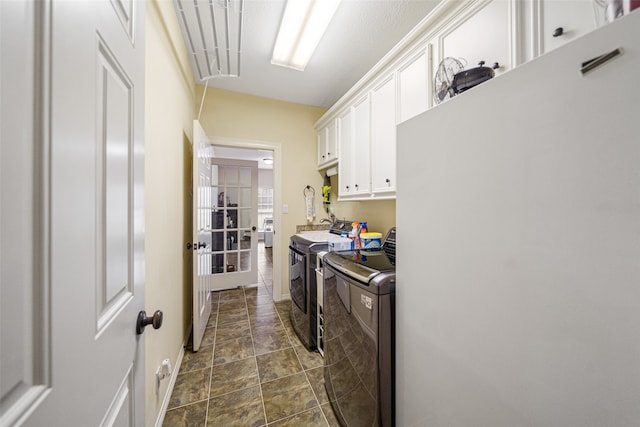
209,157,259,289
191,123,259,351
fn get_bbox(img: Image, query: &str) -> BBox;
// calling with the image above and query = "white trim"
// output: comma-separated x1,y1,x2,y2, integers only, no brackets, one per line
208,136,283,302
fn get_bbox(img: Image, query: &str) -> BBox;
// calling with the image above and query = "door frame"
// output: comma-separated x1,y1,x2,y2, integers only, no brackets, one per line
209,136,282,302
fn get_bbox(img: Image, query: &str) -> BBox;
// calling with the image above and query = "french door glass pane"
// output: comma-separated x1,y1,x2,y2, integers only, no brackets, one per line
226,167,239,185
226,188,239,205
239,188,251,207
239,167,251,186
227,252,238,272
240,251,250,271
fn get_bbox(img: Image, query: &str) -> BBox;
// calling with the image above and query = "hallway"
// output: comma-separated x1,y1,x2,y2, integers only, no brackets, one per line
163,243,340,426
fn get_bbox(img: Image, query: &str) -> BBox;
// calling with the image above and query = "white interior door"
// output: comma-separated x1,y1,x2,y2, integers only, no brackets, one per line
191,120,213,352
0,0,147,425
210,158,259,290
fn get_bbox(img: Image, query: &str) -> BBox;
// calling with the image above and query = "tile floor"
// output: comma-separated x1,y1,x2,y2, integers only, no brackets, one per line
163,243,340,427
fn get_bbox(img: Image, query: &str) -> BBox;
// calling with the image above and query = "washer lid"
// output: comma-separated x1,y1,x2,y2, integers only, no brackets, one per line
325,249,395,284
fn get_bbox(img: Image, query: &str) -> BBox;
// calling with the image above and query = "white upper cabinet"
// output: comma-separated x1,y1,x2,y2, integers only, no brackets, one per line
337,108,353,196
437,0,511,78
351,94,371,196
398,46,432,123
370,74,397,195
314,0,606,200
317,119,338,168
538,0,599,55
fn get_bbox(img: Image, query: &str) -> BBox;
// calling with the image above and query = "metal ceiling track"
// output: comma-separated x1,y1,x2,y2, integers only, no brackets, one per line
175,0,244,81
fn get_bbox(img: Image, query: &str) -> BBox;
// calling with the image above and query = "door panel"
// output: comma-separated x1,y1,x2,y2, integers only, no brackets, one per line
0,0,146,425
0,1,50,423
192,120,213,351
210,158,259,289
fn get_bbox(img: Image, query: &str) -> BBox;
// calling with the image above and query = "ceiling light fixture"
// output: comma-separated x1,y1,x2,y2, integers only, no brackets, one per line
263,158,274,165
271,0,341,71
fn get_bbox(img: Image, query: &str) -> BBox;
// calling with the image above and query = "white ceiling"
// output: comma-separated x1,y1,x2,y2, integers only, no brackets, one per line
177,0,442,108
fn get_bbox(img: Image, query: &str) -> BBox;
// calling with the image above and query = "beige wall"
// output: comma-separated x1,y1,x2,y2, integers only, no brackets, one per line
198,87,326,300
145,1,196,425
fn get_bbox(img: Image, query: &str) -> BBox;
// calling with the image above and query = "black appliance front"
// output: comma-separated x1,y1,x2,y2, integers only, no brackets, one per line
323,263,395,427
289,244,317,349
289,245,306,313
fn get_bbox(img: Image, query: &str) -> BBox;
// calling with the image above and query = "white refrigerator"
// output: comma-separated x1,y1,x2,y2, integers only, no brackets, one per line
396,11,640,427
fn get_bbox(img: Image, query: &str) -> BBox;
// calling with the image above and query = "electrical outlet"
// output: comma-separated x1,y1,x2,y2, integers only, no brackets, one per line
156,358,172,382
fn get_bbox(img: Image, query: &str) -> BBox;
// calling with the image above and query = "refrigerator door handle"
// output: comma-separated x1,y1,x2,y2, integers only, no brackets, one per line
581,47,623,75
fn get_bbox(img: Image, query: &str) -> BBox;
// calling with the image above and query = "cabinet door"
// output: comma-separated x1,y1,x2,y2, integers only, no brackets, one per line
540,0,597,55
352,94,371,195
338,108,353,196
370,74,396,194
317,126,328,166
318,120,338,168
398,46,431,123
327,119,338,163
438,0,510,78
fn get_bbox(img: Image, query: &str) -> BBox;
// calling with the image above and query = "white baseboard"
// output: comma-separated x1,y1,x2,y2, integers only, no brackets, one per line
154,326,190,427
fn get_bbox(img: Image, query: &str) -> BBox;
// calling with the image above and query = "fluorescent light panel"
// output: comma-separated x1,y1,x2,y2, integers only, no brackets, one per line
271,0,341,71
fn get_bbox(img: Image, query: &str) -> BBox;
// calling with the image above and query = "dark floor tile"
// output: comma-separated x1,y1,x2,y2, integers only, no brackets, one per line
163,400,207,427
206,313,217,329
306,367,329,405
247,302,276,317
274,300,291,315
321,403,341,427
215,320,251,342
253,328,291,355
249,312,282,329
294,344,324,370
217,307,248,326
255,348,302,382
168,368,211,409
286,327,306,349
268,407,328,427
206,385,266,427
217,288,245,301
210,357,259,397
200,325,216,347
246,293,273,307
179,345,213,373
218,298,247,312
243,286,270,298
213,335,254,365
252,323,285,338
261,372,318,423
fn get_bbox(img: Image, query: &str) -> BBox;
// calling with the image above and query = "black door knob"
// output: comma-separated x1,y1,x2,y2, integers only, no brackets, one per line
137,310,163,334
251,226,257,231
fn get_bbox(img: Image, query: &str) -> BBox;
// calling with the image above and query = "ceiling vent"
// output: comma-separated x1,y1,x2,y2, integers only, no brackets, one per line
174,0,244,81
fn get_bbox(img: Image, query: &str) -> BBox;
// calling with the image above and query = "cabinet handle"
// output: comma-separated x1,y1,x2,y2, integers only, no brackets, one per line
327,152,330,156
552,27,564,37
355,184,359,189
386,178,390,185
346,185,349,190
